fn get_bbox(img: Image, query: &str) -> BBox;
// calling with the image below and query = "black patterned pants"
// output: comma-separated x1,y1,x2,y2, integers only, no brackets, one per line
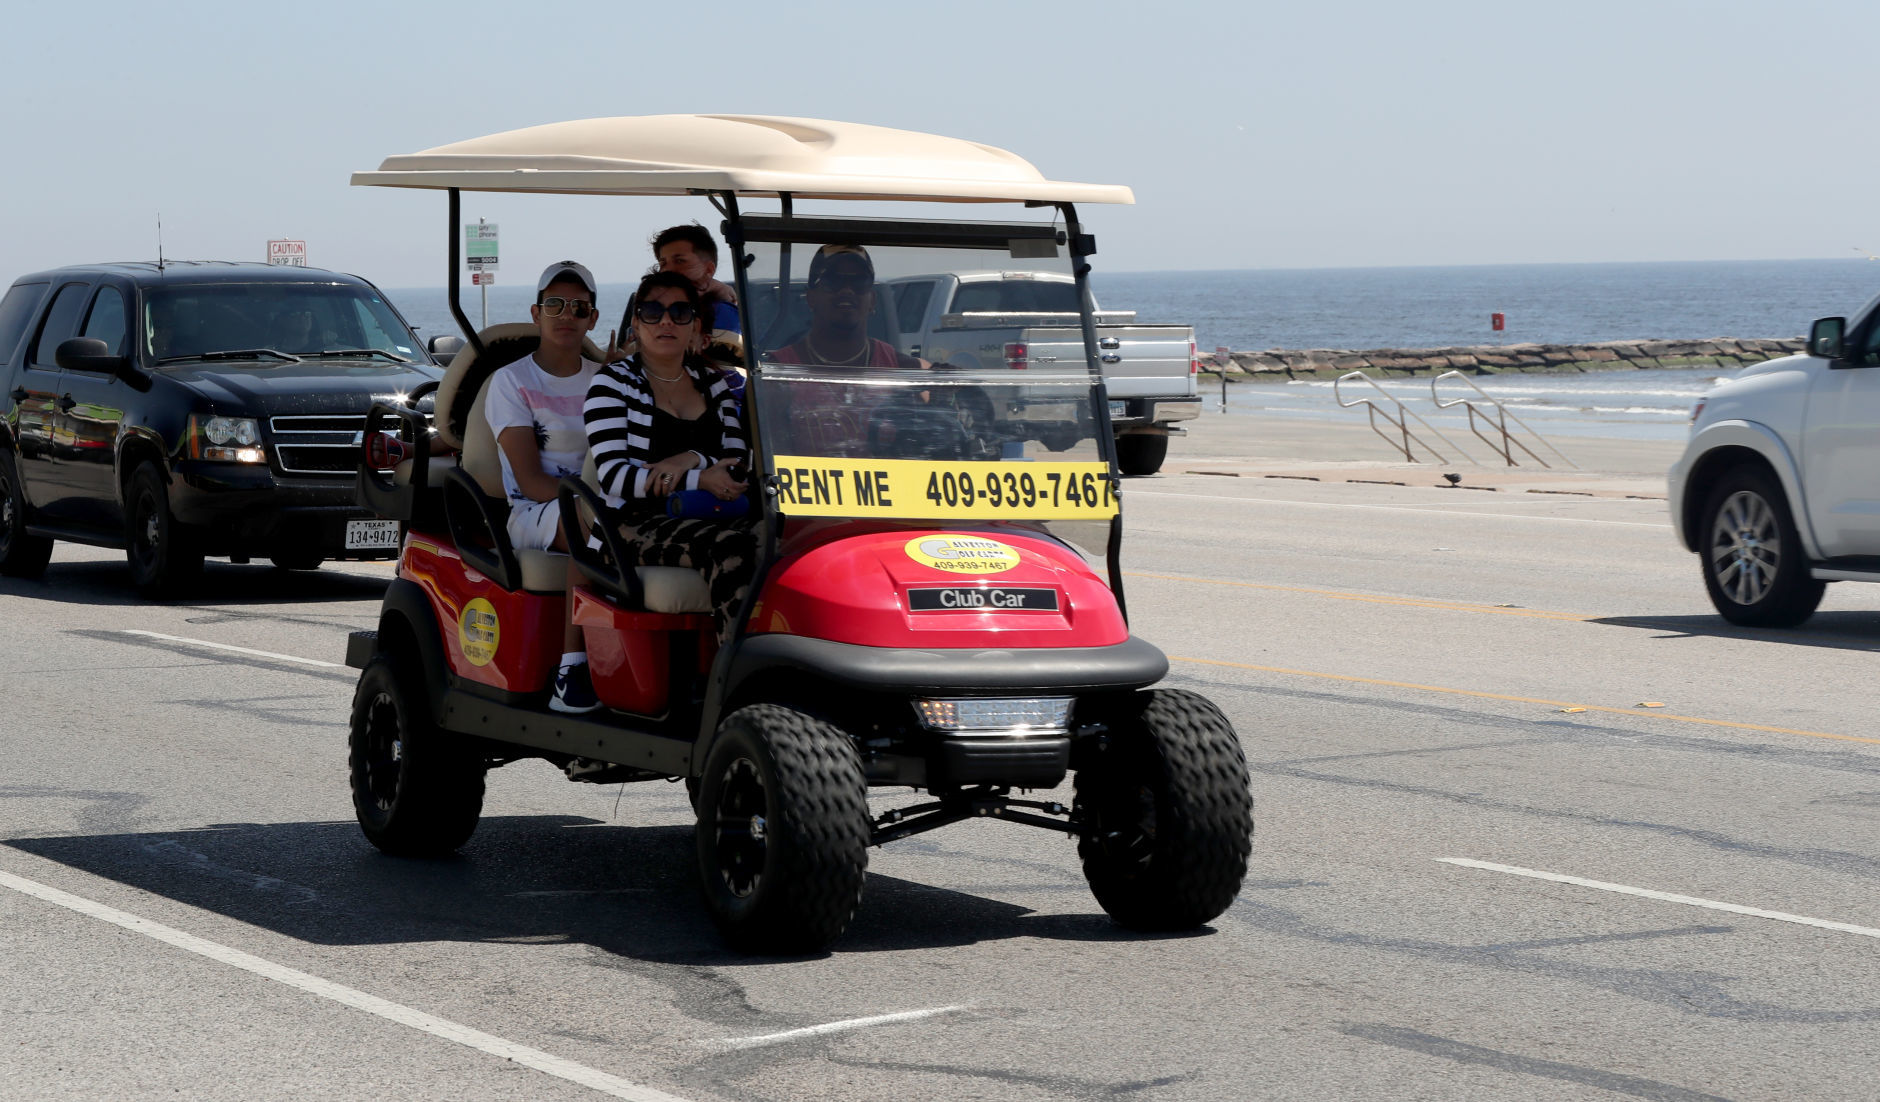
611,514,758,644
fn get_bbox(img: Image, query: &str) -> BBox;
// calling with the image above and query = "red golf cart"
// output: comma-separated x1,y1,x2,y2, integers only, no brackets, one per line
345,115,1252,953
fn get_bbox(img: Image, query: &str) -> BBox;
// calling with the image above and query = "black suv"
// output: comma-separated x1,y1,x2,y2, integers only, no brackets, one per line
0,262,447,595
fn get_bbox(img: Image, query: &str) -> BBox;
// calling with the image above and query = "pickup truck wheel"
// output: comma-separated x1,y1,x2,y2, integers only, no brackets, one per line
1700,468,1824,627
126,464,203,597
348,653,485,856
1116,433,1169,476
696,704,868,954
1075,689,1253,930
0,452,52,578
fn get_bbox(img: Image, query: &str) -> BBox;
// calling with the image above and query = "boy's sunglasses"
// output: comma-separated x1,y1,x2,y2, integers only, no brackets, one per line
538,297,595,319
636,301,699,325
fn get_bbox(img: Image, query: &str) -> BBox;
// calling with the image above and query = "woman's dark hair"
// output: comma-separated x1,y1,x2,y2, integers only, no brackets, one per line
623,270,713,377
623,270,709,335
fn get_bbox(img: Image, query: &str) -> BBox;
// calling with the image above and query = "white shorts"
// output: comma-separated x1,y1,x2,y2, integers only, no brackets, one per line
506,498,564,551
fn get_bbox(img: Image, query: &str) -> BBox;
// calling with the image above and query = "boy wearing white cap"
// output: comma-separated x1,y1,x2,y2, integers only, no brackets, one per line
484,260,604,712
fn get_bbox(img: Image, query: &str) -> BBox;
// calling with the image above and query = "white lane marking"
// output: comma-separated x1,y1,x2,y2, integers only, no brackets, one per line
1438,858,1880,940
0,869,690,1102
1130,490,1672,528
119,630,344,668
707,1005,969,1051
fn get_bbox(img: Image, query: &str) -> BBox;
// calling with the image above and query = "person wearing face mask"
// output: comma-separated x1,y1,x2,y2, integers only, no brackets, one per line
583,270,754,648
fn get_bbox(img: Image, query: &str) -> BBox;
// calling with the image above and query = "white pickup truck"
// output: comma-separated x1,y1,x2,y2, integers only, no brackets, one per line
1669,302,1880,625
882,270,1199,475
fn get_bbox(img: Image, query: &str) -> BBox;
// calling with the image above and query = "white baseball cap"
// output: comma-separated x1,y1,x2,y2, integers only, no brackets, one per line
536,260,598,299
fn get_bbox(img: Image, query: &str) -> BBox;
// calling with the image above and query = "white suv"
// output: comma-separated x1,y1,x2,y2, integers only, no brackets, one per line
1669,299,1880,626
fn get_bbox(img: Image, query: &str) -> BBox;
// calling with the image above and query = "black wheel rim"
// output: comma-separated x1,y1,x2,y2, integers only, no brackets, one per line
359,690,404,812
0,467,16,557
130,486,162,576
1089,777,1159,869
713,757,768,898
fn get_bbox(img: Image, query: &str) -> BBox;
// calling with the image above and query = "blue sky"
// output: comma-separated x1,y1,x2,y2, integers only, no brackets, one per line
2,0,1872,289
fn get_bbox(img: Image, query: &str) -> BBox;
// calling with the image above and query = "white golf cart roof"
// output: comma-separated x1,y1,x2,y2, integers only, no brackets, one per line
351,114,1134,205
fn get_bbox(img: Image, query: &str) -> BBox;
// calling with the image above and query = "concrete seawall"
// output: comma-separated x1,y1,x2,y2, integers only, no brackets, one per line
1207,337,1807,382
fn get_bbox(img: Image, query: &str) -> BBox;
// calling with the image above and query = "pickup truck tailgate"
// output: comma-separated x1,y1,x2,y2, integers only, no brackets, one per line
1019,324,1196,400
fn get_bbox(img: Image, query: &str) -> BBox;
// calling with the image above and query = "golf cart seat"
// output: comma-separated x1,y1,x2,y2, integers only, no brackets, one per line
437,323,607,593
568,452,712,614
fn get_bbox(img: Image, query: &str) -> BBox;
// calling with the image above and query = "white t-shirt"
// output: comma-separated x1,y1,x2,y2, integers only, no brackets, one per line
483,354,599,505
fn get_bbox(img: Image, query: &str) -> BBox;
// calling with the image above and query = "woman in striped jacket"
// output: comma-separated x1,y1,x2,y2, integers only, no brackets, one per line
583,270,754,644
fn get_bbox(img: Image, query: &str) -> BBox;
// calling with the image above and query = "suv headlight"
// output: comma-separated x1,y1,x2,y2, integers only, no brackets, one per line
188,415,265,462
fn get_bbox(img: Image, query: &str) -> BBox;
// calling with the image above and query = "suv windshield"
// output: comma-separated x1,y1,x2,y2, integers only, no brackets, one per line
145,282,420,363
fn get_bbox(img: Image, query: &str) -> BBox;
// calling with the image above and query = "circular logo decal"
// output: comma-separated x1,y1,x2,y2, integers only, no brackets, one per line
904,535,1020,575
458,597,500,666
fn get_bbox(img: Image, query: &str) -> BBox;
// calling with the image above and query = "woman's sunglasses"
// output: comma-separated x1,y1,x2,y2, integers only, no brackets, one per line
636,301,699,325
538,297,595,319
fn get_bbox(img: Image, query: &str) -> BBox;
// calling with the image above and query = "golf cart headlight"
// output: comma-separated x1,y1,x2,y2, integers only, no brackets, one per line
190,415,266,462
914,697,1073,734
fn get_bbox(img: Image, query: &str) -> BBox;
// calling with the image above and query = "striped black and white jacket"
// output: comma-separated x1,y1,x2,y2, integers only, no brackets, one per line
583,355,746,511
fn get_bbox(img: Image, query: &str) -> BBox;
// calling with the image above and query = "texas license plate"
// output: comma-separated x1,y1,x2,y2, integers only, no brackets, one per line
344,518,400,550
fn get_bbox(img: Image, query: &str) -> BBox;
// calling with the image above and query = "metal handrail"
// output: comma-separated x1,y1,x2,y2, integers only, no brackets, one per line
1333,371,1477,463
1429,371,1578,469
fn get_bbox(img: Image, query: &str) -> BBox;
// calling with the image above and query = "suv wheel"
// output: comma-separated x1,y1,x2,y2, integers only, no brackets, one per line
0,451,52,578
348,652,485,856
126,463,203,597
1700,467,1825,627
696,704,868,954
1075,689,1253,930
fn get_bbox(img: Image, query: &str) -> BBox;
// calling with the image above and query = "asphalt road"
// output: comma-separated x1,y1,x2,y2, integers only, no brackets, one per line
5,419,1880,1101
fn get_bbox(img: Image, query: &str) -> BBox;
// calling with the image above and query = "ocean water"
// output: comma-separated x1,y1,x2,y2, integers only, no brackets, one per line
384,258,1876,445
388,258,1880,355
1094,258,1880,352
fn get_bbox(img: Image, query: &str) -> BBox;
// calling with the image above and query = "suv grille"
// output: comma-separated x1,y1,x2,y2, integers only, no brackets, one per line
269,413,431,476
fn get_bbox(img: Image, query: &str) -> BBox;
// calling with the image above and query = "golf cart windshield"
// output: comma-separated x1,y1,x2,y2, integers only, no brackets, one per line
742,229,1117,545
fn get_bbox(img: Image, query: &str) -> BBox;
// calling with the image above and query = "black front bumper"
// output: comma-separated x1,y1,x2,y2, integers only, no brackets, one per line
168,461,395,559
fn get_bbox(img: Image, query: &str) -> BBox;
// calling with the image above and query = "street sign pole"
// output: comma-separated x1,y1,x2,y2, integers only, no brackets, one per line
463,219,500,330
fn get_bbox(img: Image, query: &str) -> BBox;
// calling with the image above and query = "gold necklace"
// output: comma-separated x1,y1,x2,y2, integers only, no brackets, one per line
642,360,685,383
806,335,868,365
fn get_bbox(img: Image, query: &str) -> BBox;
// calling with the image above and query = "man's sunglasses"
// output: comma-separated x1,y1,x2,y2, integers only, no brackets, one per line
538,297,595,319
810,272,872,293
636,301,699,325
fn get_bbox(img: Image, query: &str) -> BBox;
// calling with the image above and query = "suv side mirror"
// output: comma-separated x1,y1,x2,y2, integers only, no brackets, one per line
1809,316,1846,359
428,335,465,363
55,337,132,377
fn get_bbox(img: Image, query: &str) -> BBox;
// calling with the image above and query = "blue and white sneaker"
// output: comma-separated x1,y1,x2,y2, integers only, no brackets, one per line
550,662,601,714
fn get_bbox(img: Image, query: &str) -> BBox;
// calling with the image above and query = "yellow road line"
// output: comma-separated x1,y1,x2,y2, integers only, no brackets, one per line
1127,572,1594,622
1171,655,1880,747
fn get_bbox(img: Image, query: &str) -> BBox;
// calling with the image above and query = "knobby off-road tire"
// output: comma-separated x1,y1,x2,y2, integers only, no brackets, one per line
0,451,52,577
126,463,203,598
1075,688,1254,930
348,653,485,857
1116,433,1169,477
696,704,869,954
1700,466,1824,628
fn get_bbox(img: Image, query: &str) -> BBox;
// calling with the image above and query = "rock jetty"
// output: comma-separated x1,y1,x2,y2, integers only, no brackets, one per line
1206,338,1807,382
